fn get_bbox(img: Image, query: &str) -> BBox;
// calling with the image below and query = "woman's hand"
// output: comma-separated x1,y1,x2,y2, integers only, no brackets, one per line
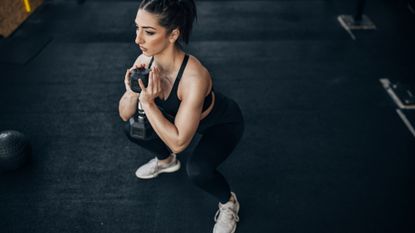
124,64,145,95
138,66,162,105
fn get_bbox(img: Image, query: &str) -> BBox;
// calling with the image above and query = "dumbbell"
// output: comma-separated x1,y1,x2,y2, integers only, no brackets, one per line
128,67,156,140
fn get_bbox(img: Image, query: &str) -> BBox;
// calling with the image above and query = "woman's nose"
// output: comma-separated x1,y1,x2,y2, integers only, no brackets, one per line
135,31,144,45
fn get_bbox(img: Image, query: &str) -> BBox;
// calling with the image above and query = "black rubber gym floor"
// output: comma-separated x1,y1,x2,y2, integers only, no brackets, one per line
1,0,414,232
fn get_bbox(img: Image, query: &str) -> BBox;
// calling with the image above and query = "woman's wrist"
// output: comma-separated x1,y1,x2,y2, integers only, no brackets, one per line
127,90,139,98
140,98,156,109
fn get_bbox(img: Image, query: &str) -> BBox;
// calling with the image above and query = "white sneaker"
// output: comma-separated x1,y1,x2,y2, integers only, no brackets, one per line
135,154,180,179
213,192,240,233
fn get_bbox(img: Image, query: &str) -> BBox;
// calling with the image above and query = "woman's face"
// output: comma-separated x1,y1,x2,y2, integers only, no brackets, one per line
135,9,171,56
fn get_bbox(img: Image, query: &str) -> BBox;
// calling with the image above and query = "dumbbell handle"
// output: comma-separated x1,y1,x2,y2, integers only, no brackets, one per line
137,101,146,120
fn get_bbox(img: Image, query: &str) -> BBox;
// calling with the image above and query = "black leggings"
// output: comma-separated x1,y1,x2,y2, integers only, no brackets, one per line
124,121,244,204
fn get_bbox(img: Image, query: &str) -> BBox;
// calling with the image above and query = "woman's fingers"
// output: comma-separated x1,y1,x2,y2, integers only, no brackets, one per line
138,79,145,92
151,68,156,94
148,69,153,90
154,76,158,94
124,69,132,91
156,77,161,95
137,66,163,101
153,67,161,95
154,67,161,94
125,69,130,79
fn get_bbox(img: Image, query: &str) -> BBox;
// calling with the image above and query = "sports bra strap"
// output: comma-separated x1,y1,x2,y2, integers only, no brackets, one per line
176,54,189,82
148,57,154,68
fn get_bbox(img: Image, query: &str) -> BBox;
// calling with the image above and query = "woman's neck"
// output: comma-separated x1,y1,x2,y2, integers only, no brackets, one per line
153,45,184,77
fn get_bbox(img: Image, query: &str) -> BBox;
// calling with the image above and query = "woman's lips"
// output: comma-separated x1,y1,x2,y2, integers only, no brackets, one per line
140,46,147,51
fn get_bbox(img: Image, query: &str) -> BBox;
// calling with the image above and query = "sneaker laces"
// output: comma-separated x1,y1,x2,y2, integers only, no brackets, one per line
154,154,176,171
214,204,239,224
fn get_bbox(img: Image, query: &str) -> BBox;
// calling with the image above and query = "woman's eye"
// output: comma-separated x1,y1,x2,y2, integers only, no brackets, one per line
135,26,154,35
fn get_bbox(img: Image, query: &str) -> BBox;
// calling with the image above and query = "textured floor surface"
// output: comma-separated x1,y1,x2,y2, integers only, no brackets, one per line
0,0,414,233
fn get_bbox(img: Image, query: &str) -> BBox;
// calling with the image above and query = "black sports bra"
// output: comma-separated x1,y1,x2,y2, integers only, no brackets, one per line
148,54,213,117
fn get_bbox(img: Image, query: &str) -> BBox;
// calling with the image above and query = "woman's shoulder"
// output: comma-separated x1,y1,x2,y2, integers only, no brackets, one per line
184,54,210,80
134,54,152,67
180,54,212,94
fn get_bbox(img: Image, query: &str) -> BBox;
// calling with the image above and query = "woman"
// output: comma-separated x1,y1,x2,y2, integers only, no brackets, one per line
118,1,244,232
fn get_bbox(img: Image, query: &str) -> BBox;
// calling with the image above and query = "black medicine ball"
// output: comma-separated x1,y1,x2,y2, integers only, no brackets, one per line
0,130,31,173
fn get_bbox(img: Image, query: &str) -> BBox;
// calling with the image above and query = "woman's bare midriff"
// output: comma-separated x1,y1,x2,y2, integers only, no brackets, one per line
200,91,215,120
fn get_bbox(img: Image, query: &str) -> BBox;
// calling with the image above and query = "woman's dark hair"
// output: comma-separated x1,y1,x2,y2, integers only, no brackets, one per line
139,0,197,44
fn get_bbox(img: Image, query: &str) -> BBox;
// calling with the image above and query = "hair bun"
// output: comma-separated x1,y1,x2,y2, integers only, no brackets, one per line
139,0,197,44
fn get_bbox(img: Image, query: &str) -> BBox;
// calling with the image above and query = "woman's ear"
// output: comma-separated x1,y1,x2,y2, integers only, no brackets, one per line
169,28,180,43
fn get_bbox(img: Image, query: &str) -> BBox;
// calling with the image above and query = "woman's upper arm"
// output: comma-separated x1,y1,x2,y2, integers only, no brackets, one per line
174,74,210,149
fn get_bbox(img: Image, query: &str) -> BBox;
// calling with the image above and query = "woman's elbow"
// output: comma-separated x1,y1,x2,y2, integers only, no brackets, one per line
171,139,191,154
119,107,135,122
171,147,186,154
119,112,130,122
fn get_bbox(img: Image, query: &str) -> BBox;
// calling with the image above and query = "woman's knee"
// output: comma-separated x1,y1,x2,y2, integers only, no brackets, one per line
186,159,214,184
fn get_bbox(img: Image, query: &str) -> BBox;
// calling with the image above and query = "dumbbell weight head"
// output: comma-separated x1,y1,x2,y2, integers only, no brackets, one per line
130,67,150,93
129,117,156,140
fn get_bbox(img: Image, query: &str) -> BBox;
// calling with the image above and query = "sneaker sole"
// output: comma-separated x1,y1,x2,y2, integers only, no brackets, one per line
136,160,181,179
213,223,237,233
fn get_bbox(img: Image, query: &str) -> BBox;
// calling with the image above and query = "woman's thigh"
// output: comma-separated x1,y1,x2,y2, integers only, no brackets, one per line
188,122,244,170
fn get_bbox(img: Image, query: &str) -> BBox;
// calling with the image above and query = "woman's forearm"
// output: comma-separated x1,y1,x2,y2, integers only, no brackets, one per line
119,91,139,121
141,101,183,153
